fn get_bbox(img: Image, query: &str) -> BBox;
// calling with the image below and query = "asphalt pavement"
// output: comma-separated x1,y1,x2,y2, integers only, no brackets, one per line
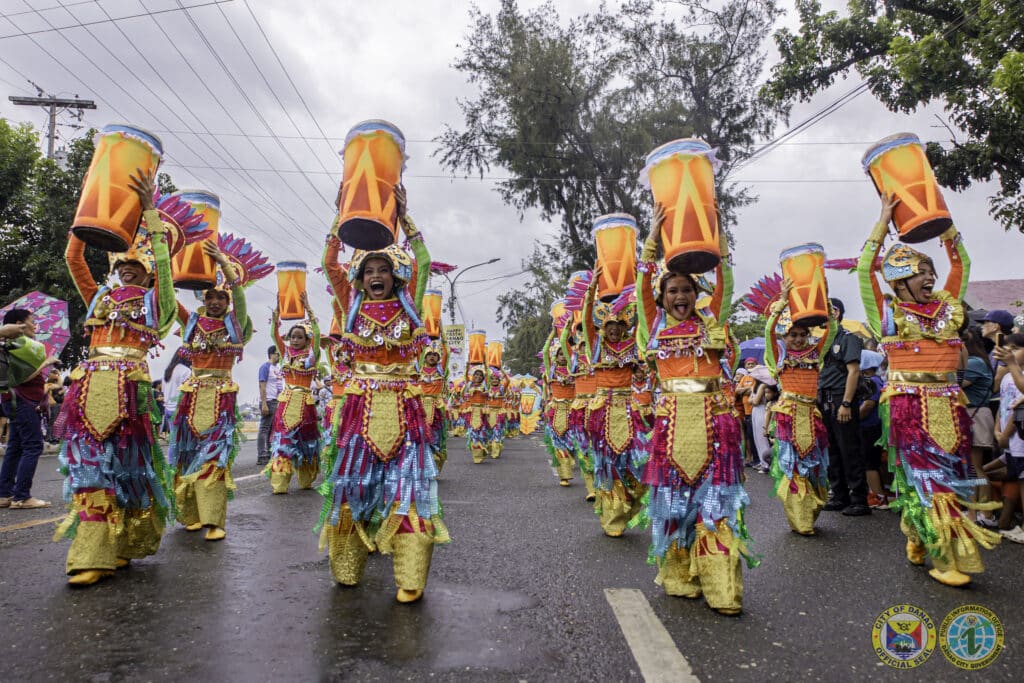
1,436,1021,682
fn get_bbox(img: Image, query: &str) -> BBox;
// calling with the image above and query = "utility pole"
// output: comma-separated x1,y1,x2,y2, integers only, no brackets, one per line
9,88,96,158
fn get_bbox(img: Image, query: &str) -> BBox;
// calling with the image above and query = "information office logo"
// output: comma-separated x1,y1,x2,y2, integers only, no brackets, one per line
872,604,936,669
939,605,1004,670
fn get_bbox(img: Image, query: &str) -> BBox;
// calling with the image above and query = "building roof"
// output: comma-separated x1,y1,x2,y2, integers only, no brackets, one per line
964,279,1024,313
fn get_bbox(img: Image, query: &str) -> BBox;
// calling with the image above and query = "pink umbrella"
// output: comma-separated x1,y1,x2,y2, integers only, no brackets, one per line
0,292,70,357
749,365,777,387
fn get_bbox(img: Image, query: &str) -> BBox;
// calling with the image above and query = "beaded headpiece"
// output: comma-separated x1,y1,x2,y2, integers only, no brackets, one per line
348,244,413,291
881,243,933,284
593,285,637,327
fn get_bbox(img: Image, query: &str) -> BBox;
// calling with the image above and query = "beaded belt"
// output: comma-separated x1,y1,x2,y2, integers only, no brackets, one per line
888,370,957,385
780,391,817,405
659,377,720,394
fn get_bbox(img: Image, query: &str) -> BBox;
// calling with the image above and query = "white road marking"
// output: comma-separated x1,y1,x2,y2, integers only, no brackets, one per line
604,588,699,683
234,472,266,483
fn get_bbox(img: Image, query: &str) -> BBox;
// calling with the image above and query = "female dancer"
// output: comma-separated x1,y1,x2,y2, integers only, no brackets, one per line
581,276,647,536
486,363,509,459
543,330,576,486
56,170,179,586
764,279,836,535
319,189,448,602
569,329,598,501
265,293,321,493
463,367,492,464
419,340,449,472
637,206,753,615
169,236,269,540
859,193,999,586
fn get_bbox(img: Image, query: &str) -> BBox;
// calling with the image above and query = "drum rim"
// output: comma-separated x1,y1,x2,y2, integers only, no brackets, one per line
98,123,163,155
591,213,639,237
779,242,826,261
276,260,308,271
860,131,922,168
174,188,222,211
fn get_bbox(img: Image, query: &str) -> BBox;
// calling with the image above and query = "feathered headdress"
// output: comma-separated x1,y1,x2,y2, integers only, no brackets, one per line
740,272,793,334
109,190,212,275
594,285,637,327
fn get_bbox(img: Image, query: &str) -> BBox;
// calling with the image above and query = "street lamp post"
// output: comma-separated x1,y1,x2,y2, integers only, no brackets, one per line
442,258,501,324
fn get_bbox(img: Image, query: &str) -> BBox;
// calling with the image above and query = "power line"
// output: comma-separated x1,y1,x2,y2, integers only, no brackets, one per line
240,0,339,167
172,0,336,218
12,2,318,261
0,0,236,40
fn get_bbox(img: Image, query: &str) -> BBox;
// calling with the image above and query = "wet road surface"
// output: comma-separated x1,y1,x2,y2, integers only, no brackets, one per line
1,436,1021,681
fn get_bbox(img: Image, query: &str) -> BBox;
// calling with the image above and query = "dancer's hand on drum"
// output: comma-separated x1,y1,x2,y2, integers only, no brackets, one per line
202,240,226,264
879,192,900,227
394,184,408,221
780,277,794,299
128,168,157,213
591,264,603,290
650,204,666,243
299,292,314,320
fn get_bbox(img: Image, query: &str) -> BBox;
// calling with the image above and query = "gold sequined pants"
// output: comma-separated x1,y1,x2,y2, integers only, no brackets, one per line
595,478,645,536
176,467,228,530
65,506,163,574
689,521,743,611
775,473,826,535
325,505,371,585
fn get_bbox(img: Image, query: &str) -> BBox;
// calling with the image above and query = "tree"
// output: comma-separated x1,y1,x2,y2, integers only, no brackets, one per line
764,0,1024,233
441,0,784,357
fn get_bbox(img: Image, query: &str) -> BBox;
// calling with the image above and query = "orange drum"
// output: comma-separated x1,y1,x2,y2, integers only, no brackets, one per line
329,312,343,338
550,299,568,331
862,133,952,243
73,124,163,251
520,392,537,414
486,341,503,368
337,120,406,250
643,138,720,273
277,261,307,321
779,243,829,328
171,191,220,290
468,329,486,365
423,289,443,339
592,213,637,301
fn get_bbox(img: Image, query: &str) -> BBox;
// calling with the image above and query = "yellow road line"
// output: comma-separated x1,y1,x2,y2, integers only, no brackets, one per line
0,514,62,533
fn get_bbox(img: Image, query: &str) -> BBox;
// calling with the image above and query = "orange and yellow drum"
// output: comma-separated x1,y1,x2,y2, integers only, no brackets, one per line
486,340,503,368
550,298,568,331
171,191,220,290
642,138,720,274
779,243,829,328
862,133,952,243
337,120,406,250
423,289,443,339
468,329,487,365
592,213,637,301
73,124,164,252
277,261,307,321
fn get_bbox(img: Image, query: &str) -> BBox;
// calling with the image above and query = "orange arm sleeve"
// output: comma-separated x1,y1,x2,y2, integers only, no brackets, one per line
64,234,98,305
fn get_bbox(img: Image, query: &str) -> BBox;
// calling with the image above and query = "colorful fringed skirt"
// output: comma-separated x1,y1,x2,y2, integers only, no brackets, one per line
589,390,648,490
318,381,448,553
768,396,829,534
883,385,1000,573
642,389,754,609
544,399,574,480
464,405,492,451
422,395,448,470
54,362,173,571
268,386,321,469
168,378,240,527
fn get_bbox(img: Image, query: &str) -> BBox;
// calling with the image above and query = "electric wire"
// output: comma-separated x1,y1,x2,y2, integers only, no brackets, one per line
0,0,235,39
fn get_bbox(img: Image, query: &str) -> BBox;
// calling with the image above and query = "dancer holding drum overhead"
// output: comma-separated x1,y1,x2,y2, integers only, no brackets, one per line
580,272,647,537
318,185,448,603
763,278,836,536
265,294,322,494
168,235,270,541
55,169,179,586
463,365,492,464
859,192,1000,587
637,205,754,615
542,328,576,487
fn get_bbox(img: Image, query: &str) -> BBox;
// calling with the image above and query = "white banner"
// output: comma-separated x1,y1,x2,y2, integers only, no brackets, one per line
443,324,466,376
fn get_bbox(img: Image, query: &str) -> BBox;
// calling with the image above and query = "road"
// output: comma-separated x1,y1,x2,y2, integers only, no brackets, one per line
1,435,1020,682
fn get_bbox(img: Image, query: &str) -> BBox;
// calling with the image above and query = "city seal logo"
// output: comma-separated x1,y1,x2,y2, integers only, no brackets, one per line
939,605,1004,670
872,604,936,669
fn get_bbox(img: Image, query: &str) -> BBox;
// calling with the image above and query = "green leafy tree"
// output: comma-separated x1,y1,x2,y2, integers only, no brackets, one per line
441,0,783,359
764,0,1024,232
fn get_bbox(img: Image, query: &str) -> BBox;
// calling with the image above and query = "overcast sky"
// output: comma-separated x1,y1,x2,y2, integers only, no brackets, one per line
1,0,1019,400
